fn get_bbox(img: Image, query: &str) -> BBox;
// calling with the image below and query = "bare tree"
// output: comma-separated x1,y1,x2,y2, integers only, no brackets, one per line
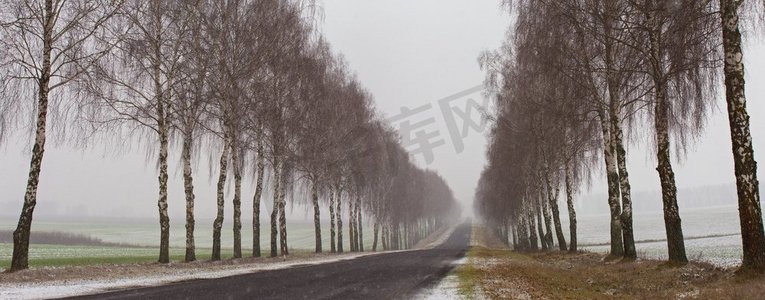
82,0,199,264
169,0,207,263
0,0,121,271
624,0,720,264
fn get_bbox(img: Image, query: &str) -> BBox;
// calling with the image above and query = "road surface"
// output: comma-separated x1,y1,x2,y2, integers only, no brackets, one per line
66,223,471,300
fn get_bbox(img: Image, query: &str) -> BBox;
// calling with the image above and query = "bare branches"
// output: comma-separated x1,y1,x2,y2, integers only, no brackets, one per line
2,0,460,268
479,0,740,264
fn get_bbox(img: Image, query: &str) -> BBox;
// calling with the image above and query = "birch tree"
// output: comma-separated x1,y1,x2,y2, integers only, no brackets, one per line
625,0,720,264
203,0,259,260
169,0,207,263
718,0,765,271
82,0,200,264
0,0,123,272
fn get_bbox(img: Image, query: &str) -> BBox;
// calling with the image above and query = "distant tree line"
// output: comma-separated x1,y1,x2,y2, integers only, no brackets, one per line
0,0,459,272
0,230,145,248
476,0,765,271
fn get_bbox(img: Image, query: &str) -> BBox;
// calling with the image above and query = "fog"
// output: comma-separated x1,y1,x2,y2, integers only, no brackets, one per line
1,0,764,223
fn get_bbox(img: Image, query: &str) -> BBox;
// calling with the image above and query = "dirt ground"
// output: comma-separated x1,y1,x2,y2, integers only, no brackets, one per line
458,225,765,299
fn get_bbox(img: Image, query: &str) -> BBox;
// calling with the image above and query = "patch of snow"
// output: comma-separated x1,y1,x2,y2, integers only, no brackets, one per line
414,273,462,300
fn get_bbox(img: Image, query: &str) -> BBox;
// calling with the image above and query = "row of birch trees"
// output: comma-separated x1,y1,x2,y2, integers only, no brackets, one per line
0,0,459,271
476,0,765,271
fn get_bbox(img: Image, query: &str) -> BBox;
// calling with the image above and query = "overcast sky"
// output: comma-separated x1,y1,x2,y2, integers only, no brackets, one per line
1,1,764,223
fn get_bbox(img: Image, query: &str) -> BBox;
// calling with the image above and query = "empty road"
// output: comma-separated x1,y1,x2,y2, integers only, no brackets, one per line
67,223,471,300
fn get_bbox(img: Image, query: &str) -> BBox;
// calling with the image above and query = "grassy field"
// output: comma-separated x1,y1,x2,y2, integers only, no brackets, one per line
0,219,374,269
0,243,186,268
0,243,318,269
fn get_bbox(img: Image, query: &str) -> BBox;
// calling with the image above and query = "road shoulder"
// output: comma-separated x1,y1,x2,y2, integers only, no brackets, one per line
453,224,765,299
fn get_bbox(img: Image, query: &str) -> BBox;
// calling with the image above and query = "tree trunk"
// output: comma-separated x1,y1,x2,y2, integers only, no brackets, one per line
513,217,526,251
720,0,765,271
270,160,281,257
381,223,388,250
654,87,687,264
535,194,548,250
608,87,635,259
613,117,636,259
512,225,518,250
598,107,624,257
252,137,265,257
603,12,635,259
372,220,379,251
517,218,528,251
648,13,687,264
182,128,196,262
232,139,242,259
348,197,355,252
356,203,361,251
402,224,407,250
357,197,364,252
389,225,395,250
540,178,554,248
404,223,409,249
278,165,288,256
390,224,395,250
10,3,53,270
386,225,389,250
336,187,344,253
357,203,362,251
329,184,336,253
528,208,539,251
548,177,567,251
398,224,403,250
212,139,229,261
565,163,577,252
156,118,171,263
386,224,391,251
505,222,510,245
526,204,544,251
155,46,170,265
312,179,322,253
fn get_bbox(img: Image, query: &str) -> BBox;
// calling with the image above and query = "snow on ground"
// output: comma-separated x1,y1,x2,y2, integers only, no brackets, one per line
416,221,512,299
0,252,383,300
413,256,466,300
414,221,475,300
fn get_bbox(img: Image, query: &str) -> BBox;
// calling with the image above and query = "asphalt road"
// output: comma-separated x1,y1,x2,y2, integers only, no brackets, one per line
66,223,471,300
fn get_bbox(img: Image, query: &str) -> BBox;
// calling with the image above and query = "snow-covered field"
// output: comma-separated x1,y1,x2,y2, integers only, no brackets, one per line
573,205,750,267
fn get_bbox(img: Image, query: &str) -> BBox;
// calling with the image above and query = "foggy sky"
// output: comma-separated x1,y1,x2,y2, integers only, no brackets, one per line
1,0,764,223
